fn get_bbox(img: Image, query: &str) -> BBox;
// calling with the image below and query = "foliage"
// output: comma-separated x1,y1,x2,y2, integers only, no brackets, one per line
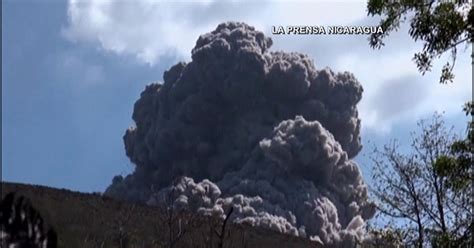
362,222,404,247
431,101,473,246
370,112,472,247
367,0,473,84
0,192,57,248
1,182,317,247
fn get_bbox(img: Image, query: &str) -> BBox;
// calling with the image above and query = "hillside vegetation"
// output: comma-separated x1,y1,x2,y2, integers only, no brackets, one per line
1,182,320,248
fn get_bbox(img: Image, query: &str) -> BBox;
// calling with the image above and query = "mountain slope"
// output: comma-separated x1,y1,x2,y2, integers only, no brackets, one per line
1,182,319,248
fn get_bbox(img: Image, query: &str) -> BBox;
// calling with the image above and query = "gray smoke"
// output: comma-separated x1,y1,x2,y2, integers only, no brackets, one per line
105,22,375,246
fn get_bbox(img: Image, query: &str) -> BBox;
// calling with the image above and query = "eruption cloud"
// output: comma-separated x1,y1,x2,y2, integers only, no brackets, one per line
105,22,375,246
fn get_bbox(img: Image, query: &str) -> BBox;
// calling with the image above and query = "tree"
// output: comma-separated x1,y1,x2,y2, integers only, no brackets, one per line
434,102,473,185
214,207,233,248
0,192,57,248
150,185,201,248
431,101,473,246
370,113,472,247
85,200,137,248
367,0,473,84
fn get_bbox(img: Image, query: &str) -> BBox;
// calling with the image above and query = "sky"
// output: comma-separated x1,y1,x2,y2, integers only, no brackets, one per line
2,0,472,193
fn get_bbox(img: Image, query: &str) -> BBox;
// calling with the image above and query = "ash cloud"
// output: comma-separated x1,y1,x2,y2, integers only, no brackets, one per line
105,22,374,246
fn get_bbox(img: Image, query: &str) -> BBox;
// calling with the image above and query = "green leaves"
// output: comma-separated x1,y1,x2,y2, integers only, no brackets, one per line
436,101,474,191
367,0,472,84
433,154,469,191
413,51,433,74
439,62,455,83
369,110,472,246
433,155,457,177
366,0,385,15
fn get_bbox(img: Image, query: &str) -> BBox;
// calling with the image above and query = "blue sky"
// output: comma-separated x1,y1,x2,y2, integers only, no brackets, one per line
2,0,471,193
2,0,175,191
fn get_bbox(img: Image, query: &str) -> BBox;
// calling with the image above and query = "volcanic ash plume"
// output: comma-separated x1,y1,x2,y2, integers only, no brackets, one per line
105,22,375,246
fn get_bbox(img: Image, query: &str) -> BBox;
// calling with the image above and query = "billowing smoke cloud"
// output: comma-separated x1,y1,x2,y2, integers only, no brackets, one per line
106,22,375,246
